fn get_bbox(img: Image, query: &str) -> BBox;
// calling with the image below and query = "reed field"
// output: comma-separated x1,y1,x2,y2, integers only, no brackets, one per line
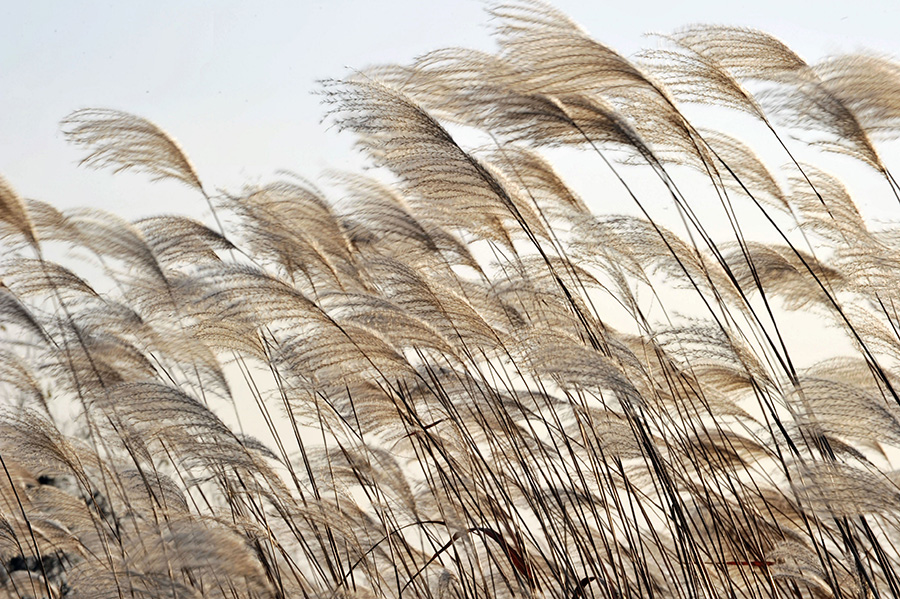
4,2,900,598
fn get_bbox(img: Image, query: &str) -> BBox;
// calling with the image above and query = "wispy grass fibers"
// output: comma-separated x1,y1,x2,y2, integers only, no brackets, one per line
3,3,900,598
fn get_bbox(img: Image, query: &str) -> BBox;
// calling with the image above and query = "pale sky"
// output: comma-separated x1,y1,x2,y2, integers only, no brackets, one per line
2,0,899,222
4,0,899,445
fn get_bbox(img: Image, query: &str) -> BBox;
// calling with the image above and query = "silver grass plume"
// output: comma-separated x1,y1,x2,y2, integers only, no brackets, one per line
60,108,204,192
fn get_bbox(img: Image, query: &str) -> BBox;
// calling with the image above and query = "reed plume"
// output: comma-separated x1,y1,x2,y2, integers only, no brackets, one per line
4,3,900,599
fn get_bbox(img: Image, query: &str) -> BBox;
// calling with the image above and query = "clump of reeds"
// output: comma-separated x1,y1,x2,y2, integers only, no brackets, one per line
4,2,900,598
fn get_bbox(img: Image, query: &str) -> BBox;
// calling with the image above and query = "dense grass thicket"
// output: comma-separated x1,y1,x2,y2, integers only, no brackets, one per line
5,2,900,598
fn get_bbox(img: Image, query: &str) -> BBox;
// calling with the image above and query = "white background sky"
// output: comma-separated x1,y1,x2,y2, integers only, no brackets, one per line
4,1,899,437
2,0,899,222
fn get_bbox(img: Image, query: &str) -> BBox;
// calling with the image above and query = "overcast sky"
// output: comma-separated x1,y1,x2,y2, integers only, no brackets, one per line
2,0,899,222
